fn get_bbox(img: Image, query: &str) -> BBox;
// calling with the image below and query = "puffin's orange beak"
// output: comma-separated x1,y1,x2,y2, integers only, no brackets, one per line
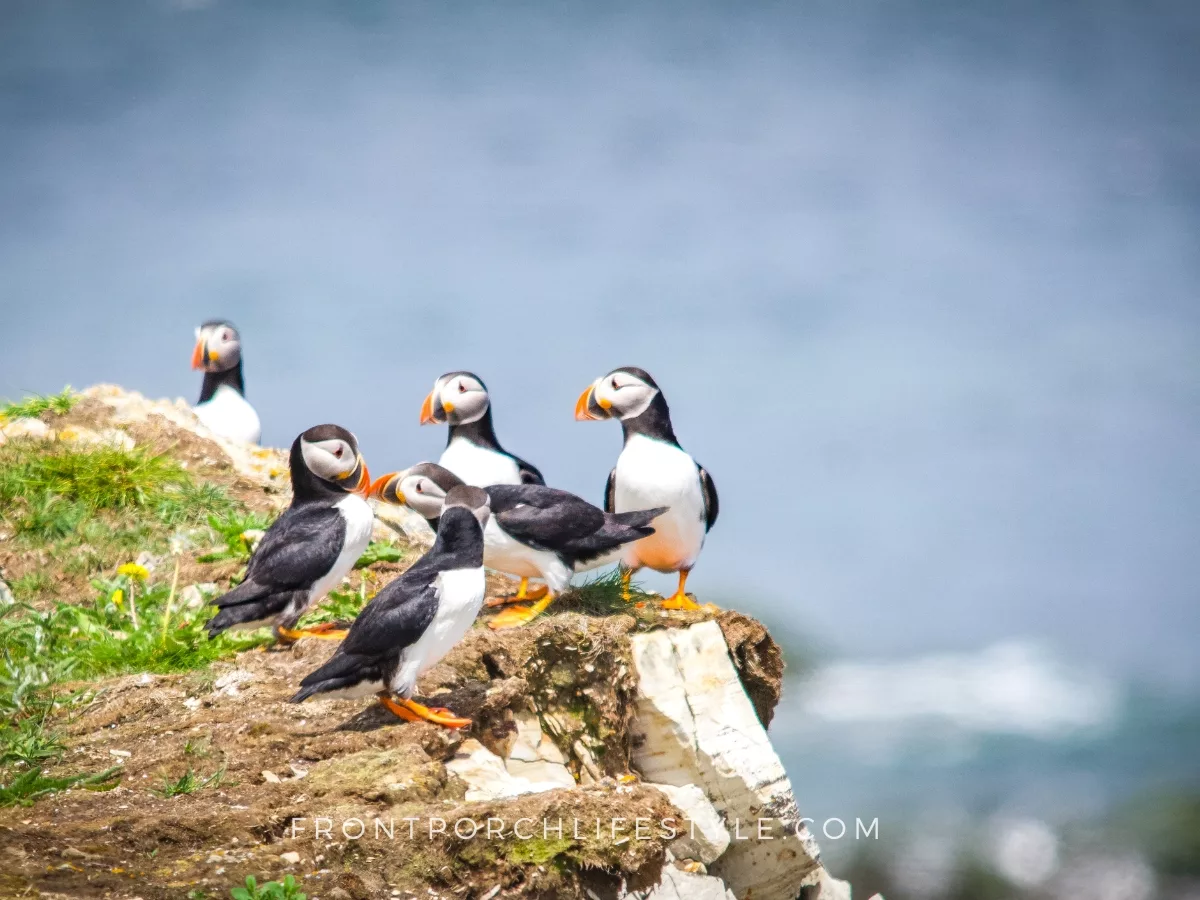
351,461,372,496
420,392,436,425
576,385,602,420
367,472,400,502
191,339,205,370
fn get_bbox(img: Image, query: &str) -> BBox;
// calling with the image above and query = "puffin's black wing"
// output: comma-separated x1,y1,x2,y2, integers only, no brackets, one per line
488,484,605,553
338,563,442,659
243,504,347,589
697,463,719,531
290,564,441,702
207,504,345,635
603,468,616,514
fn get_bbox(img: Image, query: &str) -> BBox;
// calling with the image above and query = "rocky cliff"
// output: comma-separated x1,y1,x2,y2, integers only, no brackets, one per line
0,386,856,900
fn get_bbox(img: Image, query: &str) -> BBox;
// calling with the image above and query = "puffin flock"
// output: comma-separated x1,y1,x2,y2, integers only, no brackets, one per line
192,320,718,728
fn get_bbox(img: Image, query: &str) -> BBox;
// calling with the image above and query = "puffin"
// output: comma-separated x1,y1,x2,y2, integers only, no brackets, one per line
191,320,262,444
420,371,544,487
206,424,374,642
289,484,490,727
368,462,664,629
575,367,718,611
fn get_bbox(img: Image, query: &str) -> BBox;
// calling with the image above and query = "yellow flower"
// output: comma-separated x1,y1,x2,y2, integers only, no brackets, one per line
111,588,124,607
117,563,150,580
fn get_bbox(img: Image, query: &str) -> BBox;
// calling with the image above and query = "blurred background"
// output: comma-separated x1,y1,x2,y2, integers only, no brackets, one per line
2,1,1198,897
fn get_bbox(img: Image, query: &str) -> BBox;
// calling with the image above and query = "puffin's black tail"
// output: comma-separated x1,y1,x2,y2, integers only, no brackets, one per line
204,580,290,638
569,507,666,560
607,507,666,538
289,648,382,703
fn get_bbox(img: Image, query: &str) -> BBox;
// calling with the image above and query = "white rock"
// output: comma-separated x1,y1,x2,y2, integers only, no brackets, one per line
447,739,573,802
214,670,254,697
629,864,737,900
646,782,730,865
179,584,215,610
0,579,14,606
1,417,51,439
629,621,823,899
279,851,300,864
505,710,573,788
80,385,289,489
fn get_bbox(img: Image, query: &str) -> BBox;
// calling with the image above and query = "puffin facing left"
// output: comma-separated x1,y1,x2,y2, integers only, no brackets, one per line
205,424,374,643
192,320,261,444
290,485,490,728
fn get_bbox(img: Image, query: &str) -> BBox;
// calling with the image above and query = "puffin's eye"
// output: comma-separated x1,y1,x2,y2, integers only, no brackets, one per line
223,331,232,341
333,446,343,458
416,483,424,493
458,382,466,393
612,378,619,390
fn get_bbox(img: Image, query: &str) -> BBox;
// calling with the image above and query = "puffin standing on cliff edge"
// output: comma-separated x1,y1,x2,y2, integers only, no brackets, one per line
575,367,718,611
290,485,490,728
368,463,664,628
420,370,547,604
191,320,262,444
206,424,374,643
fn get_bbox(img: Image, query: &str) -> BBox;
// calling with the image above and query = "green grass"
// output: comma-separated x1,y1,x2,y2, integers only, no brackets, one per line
558,567,656,616
154,764,225,798
0,577,270,807
297,581,373,629
0,387,76,421
354,540,406,568
197,509,276,563
0,440,190,512
0,429,410,808
0,765,121,807
229,875,306,900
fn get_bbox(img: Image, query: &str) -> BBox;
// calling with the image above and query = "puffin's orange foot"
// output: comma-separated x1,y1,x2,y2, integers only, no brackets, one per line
486,579,549,607
277,623,349,642
378,694,470,728
488,594,555,630
660,592,702,612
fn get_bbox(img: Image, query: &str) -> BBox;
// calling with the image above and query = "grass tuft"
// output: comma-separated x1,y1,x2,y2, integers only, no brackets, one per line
230,874,307,900
0,388,76,421
154,764,225,798
0,440,190,512
558,567,656,616
0,764,121,807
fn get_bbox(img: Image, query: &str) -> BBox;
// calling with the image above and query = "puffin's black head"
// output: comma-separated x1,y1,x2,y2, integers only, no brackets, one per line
443,484,491,528
420,371,491,427
575,367,664,422
192,320,243,374
290,424,372,500
368,461,464,521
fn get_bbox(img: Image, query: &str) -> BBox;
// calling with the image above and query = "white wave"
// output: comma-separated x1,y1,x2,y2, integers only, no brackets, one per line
797,641,1120,738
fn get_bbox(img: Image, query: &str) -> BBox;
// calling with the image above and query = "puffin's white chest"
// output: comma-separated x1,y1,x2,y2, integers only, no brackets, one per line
440,437,521,486
614,434,707,572
306,494,374,608
483,516,573,592
194,385,262,445
392,566,485,695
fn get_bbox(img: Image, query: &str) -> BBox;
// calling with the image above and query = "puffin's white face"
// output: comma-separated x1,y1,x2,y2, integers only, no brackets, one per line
586,370,659,421
301,436,360,483
395,471,449,520
421,372,490,426
192,322,242,373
